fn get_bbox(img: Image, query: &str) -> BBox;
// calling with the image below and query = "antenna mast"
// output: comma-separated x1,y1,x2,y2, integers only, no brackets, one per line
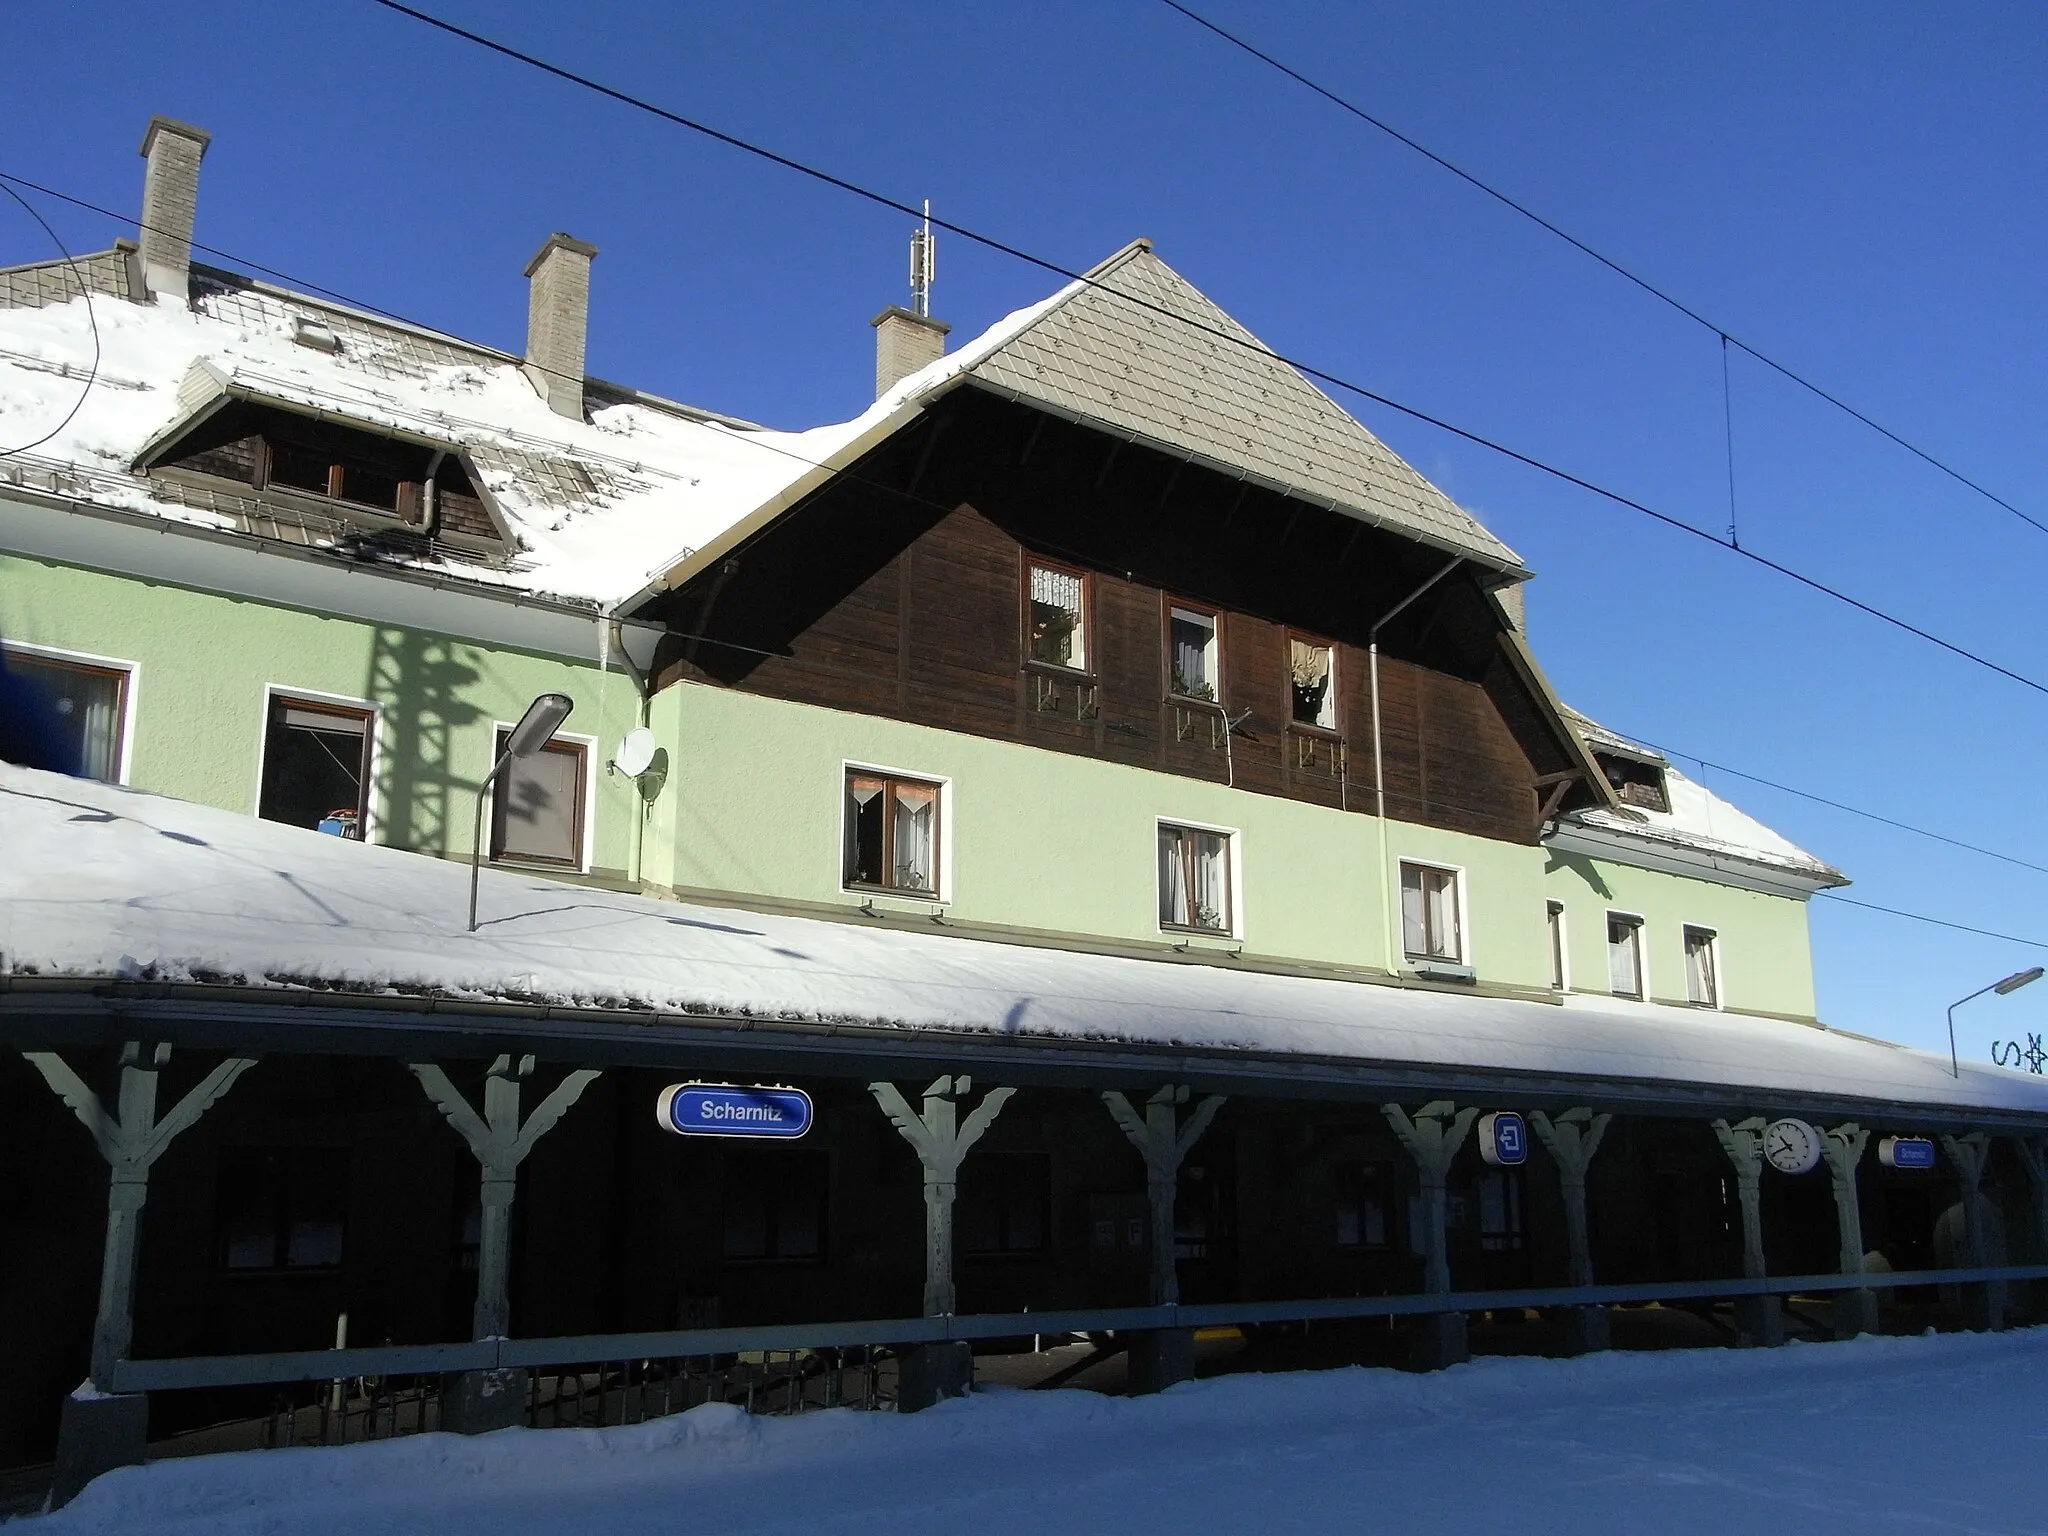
909,199,935,319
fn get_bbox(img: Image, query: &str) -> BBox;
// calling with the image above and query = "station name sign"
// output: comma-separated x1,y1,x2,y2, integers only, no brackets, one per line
656,1084,814,1139
1878,1135,1936,1170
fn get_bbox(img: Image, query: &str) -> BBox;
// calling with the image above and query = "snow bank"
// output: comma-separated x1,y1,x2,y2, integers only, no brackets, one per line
5,764,2047,1117
36,1328,2048,1535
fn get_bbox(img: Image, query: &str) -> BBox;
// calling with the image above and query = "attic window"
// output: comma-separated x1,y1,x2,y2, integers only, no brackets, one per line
1595,751,1669,813
149,400,496,544
292,318,341,353
1288,635,1336,730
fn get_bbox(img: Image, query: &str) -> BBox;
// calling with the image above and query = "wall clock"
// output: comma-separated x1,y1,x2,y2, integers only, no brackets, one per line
1763,1117,1823,1175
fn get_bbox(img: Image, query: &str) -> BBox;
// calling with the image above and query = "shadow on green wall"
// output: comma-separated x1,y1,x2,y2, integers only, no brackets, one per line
1543,849,1615,900
368,625,483,855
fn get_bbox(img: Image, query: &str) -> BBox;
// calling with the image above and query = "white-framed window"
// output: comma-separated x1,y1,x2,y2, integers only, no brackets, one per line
1026,560,1089,673
1607,913,1645,999
844,768,943,897
1546,900,1568,990
1288,635,1337,730
1683,925,1720,1008
2,643,135,784
259,691,376,838
1158,820,1233,934
1400,861,1464,962
490,726,591,870
1167,603,1221,703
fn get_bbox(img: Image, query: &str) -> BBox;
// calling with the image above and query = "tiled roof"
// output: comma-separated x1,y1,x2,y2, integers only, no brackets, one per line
963,242,1522,572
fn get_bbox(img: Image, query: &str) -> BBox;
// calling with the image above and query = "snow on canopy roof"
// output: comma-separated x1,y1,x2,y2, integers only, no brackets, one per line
0,259,1060,609
2,764,2026,1118
1559,707,1845,888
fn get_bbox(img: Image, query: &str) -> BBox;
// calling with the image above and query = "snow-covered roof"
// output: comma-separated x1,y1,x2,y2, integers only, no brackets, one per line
2,239,1519,613
1554,708,1846,894
0,256,1056,610
2,765,2025,1120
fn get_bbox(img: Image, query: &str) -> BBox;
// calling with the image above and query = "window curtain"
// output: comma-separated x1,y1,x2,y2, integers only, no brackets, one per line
1608,923,1641,996
1190,830,1227,930
1686,933,1717,1005
1170,613,1213,695
1425,871,1459,959
76,678,119,781
845,774,886,885
891,781,936,890
1289,640,1332,726
1029,567,1085,669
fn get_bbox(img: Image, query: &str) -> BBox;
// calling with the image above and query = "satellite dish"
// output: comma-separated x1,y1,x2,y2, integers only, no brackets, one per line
613,727,657,778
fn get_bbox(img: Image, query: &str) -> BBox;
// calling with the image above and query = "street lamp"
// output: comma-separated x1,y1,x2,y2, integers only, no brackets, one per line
1946,966,2044,1077
469,693,574,932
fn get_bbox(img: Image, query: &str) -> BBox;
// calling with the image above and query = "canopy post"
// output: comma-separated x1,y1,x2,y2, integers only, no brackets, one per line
1529,1108,1611,1354
1384,1100,1478,1369
1711,1117,1783,1346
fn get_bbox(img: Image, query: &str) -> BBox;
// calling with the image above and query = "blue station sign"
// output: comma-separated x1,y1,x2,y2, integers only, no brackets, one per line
1879,1135,1936,1170
1477,1111,1528,1167
656,1084,813,1140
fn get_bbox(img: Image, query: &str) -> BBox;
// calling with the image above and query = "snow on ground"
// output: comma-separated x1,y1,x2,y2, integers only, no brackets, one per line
7,763,2048,1116
32,1329,2048,1534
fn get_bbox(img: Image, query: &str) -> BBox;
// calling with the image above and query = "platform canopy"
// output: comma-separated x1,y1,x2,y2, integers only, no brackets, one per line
3,763,2043,1127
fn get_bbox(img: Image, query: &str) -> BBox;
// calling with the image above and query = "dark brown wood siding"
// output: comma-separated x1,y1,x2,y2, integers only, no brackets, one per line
656,495,1550,845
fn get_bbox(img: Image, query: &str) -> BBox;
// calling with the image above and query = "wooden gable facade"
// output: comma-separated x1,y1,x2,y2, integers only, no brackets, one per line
646,386,1597,846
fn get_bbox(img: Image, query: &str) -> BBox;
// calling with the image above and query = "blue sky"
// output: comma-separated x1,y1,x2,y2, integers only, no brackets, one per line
5,1,2046,1059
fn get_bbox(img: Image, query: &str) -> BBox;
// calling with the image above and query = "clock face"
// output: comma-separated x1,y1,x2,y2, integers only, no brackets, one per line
1763,1117,1823,1175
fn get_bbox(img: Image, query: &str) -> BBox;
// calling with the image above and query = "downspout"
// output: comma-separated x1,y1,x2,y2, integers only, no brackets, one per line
603,607,654,889
1369,556,1462,972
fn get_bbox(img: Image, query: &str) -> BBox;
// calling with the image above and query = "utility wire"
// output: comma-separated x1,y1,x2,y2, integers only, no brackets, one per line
1158,0,2048,542
0,181,99,457
1633,736,2048,879
5,174,2046,895
360,0,2048,704
1815,892,2048,954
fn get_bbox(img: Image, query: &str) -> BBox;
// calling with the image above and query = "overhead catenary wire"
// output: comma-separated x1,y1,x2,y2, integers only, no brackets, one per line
1815,892,2048,955
1158,0,2048,543
8,163,2048,901
352,0,2048,707
0,180,99,458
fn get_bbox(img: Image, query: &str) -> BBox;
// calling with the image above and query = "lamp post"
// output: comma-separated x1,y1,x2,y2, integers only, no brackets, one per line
469,693,574,932
1946,966,2044,1077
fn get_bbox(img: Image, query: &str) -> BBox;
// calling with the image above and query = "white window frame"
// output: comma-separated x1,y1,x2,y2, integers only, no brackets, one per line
1682,924,1722,1010
1155,816,1242,940
255,683,382,842
1398,859,1467,965
485,720,595,873
1605,910,1646,1000
840,759,952,904
1546,899,1569,991
2,640,140,786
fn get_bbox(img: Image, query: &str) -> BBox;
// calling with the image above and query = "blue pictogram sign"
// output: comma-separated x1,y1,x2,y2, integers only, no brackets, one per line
656,1084,813,1139
1478,1110,1528,1167
1878,1135,1936,1170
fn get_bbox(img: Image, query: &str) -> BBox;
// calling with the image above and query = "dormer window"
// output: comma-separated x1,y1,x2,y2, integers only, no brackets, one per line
1026,560,1089,673
1594,750,1669,813
1167,603,1220,703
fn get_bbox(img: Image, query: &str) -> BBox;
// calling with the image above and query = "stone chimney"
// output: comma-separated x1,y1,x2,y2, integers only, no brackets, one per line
137,116,210,306
871,307,949,398
1494,580,1527,635
523,232,598,419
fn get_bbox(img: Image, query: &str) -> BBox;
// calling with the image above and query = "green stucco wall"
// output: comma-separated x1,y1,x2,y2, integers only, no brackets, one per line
1544,851,1817,1020
0,553,646,875
666,682,1817,1017
0,554,1822,1021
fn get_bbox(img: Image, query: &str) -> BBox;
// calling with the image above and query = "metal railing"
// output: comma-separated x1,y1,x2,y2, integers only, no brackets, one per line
113,1261,2048,1401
